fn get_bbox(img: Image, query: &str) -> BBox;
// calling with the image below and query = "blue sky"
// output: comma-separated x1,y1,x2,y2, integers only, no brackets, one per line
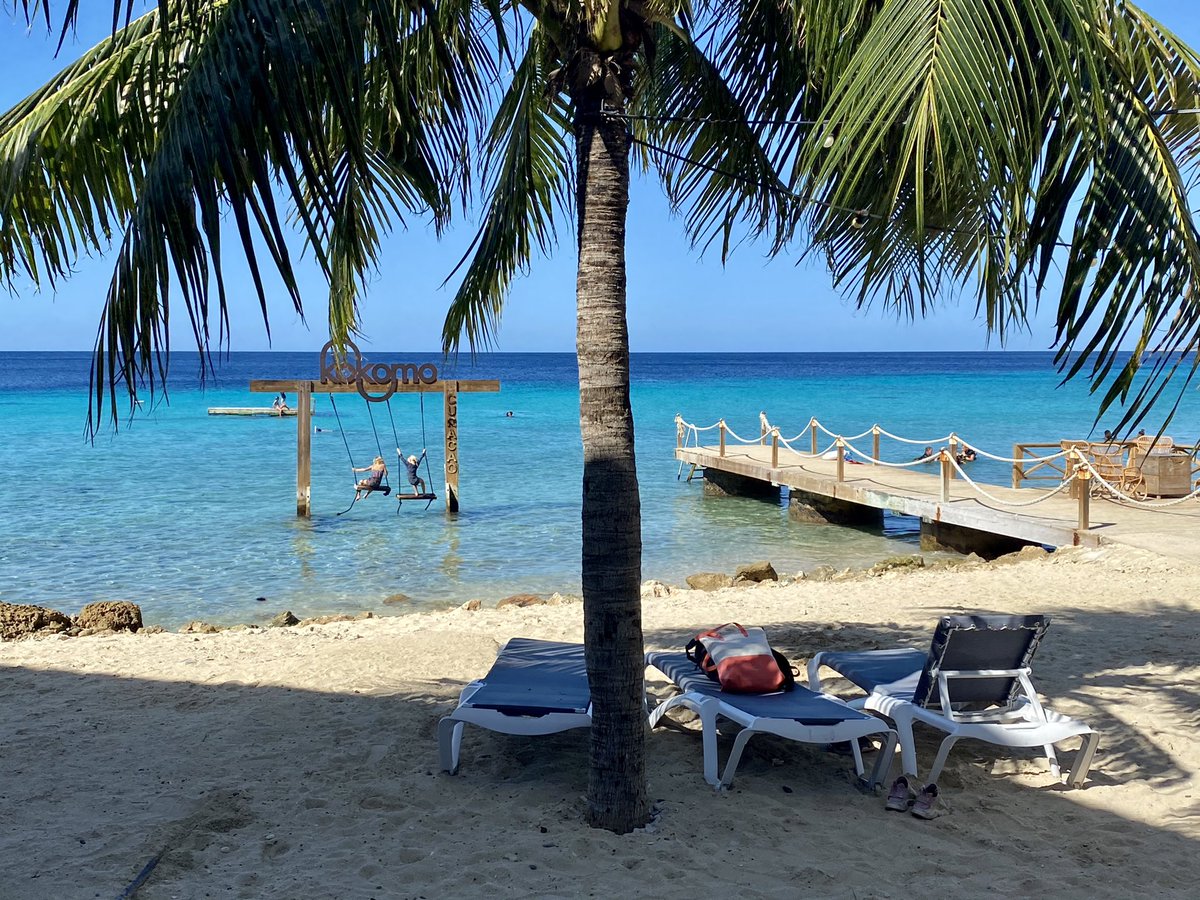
0,1,1196,353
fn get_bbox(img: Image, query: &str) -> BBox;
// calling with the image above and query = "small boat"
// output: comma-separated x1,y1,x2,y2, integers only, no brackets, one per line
207,407,297,417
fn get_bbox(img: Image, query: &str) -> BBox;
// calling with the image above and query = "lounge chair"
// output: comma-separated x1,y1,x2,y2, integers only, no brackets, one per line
807,615,1099,787
439,638,591,775
645,651,898,789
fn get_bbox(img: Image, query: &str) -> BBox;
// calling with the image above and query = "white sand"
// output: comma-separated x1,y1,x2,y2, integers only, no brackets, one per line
2,545,1198,899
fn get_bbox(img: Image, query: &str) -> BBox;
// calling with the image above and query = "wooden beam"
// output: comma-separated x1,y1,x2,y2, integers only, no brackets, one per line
297,384,312,517
249,379,500,394
445,383,460,512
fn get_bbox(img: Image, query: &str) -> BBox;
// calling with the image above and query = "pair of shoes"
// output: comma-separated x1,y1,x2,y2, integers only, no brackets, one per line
911,783,939,820
885,775,912,812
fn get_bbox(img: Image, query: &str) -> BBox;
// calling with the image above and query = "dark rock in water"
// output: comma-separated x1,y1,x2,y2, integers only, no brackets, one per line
75,601,143,632
685,573,733,592
255,596,268,603
269,611,300,628
734,561,778,583
383,593,412,606
497,594,546,609
179,621,221,634
0,603,73,640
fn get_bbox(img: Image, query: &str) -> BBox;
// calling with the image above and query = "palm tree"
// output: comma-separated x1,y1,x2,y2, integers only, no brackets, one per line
4,1,1199,833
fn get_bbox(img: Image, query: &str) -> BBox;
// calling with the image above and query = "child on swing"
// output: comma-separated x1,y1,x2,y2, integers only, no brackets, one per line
397,447,427,495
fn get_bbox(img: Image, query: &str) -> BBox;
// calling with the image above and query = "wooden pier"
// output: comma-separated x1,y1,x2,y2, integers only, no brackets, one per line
676,436,1200,563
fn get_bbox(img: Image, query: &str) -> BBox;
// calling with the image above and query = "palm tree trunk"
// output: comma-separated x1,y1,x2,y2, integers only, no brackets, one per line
574,94,649,834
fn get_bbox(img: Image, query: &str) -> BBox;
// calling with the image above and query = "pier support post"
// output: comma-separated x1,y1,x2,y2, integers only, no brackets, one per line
444,382,460,513
703,468,780,500
296,382,312,517
788,489,882,526
920,520,1031,558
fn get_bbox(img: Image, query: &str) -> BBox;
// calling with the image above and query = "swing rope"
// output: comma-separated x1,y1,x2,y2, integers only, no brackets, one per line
328,394,357,484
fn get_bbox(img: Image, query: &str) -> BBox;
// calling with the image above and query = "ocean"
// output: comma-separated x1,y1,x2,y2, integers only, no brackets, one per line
1,350,1195,628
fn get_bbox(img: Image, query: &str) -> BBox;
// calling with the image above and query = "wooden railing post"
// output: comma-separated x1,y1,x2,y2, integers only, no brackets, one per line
810,418,818,455
771,428,779,468
947,436,958,480
1076,462,1091,530
872,426,881,466
719,420,726,458
1012,444,1023,489
940,449,952,502
836,439,845,482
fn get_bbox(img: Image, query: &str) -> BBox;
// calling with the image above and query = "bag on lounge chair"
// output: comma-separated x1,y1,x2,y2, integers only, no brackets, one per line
686,623,795,694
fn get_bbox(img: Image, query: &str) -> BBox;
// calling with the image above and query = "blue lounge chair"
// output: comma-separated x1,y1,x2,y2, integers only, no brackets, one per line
439,638,591,775
807,614,1100,787
646,651,898,789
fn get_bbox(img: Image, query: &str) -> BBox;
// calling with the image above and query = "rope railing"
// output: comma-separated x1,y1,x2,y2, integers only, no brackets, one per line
677,413,1200,522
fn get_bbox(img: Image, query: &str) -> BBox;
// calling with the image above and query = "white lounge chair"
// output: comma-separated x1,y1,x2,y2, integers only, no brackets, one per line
646,651,898,789
807,615,1100,787
439,638,591,775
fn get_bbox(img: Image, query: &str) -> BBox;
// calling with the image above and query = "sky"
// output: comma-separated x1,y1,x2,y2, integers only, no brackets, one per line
0,1,1196,354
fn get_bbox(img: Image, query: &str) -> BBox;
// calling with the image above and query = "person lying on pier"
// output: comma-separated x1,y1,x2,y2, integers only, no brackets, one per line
913,446,935,462
352,456,388,501
397,448,428,496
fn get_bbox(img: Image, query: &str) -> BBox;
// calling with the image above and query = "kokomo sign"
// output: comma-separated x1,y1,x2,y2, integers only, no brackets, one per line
318,339,439,402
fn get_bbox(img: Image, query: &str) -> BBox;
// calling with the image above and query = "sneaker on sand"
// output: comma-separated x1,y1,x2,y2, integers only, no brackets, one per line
911,783,940,820
885,776,912,812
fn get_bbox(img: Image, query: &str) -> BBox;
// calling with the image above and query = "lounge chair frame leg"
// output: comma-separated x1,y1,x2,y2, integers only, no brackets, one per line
1067,732,1100,788
438,718,465,775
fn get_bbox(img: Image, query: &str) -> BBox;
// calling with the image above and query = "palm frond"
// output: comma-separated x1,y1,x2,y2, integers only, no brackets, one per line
1,0,493,432
441,25,573,354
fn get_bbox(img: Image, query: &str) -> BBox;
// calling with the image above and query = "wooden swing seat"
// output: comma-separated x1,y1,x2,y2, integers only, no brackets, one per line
359,485,392,497
396,492,437,501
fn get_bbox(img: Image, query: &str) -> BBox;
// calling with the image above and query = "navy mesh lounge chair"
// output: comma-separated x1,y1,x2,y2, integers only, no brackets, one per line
646,651,898,789
807,615,1099,787
439,638,591,775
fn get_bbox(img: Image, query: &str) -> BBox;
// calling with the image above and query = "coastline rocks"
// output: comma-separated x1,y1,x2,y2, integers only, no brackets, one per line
461,599,482,611
297,614,358,627
0,603,73,640
383,593,412,606
180,621,221,634
867,556,925,577
75,601,143,633
686,573,732,592
641,581,674,599
269,611,300,628
497,594,546,609
734,561,778,584
991,545,1051,567
803,565,839,582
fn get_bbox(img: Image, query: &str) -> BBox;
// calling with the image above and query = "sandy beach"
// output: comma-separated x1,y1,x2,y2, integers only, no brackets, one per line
2,544,1198,899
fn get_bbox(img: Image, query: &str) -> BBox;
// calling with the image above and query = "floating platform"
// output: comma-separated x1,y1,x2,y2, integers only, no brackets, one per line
208,407,296,417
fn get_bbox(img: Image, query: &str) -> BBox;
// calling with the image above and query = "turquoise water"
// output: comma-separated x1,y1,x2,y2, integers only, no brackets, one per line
1,351,1195,628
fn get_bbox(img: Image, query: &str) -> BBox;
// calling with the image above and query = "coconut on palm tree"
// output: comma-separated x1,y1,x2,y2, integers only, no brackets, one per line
3,1,1199,833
